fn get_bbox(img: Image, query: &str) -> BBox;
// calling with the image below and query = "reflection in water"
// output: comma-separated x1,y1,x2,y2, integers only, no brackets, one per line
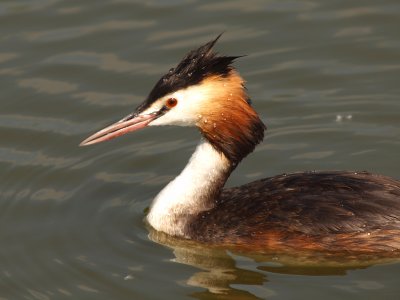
149,229,268,299
149,228,399,299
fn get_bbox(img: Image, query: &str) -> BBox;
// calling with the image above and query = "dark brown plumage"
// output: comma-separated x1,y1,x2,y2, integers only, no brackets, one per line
188,171,400,253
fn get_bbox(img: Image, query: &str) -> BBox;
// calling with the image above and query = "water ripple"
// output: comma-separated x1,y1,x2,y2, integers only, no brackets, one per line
95,171,155,184
0,52,18,63
334,26,372,38
0,147,77,168
298,6,376,21
0,0,59,15
72,91,139,107
198,0,317,12
0,114,88,135
44,52,166,75
30,188,69,202
24,20,156,42
156,27,268,50
148,25,225,42
18,78,78,95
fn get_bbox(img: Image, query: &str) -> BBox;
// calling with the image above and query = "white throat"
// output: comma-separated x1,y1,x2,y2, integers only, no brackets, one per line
146,140,231,237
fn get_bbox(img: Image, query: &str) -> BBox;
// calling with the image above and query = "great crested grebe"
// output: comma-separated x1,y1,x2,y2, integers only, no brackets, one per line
81,35,400,254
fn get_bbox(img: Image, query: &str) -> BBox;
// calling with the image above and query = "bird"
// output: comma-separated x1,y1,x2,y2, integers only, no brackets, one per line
80,35,400,255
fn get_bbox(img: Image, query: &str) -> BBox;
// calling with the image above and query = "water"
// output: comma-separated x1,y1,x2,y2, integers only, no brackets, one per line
1,0,400,299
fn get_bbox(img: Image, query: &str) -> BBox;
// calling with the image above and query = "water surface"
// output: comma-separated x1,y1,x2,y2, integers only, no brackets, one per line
1,0,400,299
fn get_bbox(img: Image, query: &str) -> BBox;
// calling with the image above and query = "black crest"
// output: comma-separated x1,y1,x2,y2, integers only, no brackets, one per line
134,34,241,114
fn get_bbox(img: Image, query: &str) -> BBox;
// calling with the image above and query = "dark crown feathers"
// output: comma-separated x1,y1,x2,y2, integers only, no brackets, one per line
135,34,242,114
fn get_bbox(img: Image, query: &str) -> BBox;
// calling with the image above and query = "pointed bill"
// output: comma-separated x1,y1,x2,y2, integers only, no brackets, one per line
80,113,158,146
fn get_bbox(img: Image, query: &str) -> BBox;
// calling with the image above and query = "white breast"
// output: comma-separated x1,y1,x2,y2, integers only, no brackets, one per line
146,140,230,237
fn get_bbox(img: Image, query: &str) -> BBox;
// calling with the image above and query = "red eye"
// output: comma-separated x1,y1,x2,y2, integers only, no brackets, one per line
166,97,178,108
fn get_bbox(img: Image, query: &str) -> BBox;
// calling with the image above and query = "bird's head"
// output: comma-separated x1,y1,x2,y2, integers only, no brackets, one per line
80,34,266,164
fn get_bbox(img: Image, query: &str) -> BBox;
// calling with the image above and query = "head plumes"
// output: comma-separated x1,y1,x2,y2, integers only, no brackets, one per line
135,34,242,114
80,34,266,164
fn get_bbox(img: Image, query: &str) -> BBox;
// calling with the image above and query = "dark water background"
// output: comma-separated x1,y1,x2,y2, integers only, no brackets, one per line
1,0,400,299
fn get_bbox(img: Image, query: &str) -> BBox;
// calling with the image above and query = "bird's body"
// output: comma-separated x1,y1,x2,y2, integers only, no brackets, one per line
190,170,400,253
81,35,400,254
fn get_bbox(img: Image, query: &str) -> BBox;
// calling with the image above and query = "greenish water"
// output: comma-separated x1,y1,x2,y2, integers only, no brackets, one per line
1,0,400,299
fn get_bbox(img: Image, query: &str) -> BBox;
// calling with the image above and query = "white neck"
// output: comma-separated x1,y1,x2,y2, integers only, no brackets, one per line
146,140,231,237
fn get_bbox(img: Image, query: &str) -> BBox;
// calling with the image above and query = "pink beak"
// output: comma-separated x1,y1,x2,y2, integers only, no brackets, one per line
80,112,159,146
